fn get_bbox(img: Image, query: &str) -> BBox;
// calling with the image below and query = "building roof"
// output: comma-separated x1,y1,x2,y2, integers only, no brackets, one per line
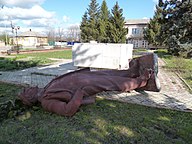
125,19,150,25
19,29,47,37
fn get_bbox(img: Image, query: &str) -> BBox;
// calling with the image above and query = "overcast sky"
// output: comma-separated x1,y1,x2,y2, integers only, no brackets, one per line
0,0,158,34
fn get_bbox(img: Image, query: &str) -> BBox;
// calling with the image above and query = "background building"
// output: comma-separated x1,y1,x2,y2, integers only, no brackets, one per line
11,29,48,48
0,40,5,47
124,19,149,48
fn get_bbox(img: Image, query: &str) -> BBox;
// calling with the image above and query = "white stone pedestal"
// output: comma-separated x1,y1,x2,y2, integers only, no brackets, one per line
72,43,133,70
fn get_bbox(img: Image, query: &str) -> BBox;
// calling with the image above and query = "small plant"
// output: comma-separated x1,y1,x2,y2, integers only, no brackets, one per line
0,58,40,71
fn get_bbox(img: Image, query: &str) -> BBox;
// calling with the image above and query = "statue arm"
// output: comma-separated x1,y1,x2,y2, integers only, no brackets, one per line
41,88,84,117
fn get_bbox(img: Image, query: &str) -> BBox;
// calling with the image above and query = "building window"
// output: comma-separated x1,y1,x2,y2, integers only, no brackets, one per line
135,41,138,48
142,40,145,46
133,40,139,48
142,40,148,48
132,28,140,35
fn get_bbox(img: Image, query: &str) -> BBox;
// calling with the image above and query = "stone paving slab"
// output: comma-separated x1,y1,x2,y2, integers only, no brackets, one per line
0,59,75,87
96,58,192,112
0,58,192,112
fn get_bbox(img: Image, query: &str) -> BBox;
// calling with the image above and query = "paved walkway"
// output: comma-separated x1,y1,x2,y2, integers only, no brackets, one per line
0,58,192,112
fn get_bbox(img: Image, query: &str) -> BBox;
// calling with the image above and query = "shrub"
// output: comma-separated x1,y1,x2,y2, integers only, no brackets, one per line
0,58,40,71
179,44,192,58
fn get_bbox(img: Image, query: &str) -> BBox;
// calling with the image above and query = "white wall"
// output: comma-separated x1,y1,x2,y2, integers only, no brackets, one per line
55,42,67,46
72,43,133,70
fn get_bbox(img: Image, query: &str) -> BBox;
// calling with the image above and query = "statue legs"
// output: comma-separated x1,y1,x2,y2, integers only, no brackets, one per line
135,53,161,92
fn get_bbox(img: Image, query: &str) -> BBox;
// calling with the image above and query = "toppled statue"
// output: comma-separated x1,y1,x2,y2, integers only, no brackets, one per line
18,53,161,117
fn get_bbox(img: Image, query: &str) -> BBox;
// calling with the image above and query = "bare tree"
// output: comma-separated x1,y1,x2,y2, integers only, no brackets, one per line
46,25,80,43
67,25,80,41
46,27,56,45
57,27,64,42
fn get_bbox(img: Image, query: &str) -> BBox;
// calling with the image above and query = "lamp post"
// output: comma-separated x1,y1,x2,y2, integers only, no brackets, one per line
12,26,20,54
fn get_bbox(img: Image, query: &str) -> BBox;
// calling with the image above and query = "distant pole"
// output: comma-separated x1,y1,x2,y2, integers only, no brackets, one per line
12,26,20,54
5,23,8,45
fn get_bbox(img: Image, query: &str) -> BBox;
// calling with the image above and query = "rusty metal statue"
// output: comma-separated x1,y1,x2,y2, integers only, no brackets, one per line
18,53,160,117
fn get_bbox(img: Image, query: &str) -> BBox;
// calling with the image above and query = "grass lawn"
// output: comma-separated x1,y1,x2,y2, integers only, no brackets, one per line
0,50,72,71
155,49,192,93
15,49,72,62
0,83,192,144
133,48,148,53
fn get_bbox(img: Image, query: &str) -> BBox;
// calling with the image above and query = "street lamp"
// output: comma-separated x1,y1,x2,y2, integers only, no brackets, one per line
12,26,20,54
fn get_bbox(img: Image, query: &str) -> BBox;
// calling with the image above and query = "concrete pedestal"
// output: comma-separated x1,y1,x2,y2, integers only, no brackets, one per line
72,43,133,70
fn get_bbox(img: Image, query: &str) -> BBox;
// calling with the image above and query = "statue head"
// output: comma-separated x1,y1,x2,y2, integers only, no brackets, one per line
18,86,39,106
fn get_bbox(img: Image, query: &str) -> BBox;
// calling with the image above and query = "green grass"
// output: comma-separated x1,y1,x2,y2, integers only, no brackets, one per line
1,82,192,144
155,49,192,92
0,50,72,71
15,50,72,60
133,48,148,53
